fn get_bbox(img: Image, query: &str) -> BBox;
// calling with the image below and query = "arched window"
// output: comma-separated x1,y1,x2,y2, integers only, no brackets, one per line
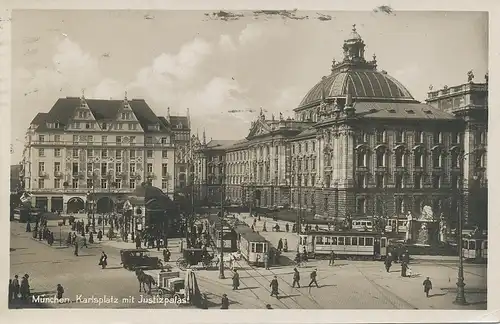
451,149,460,168
376,148,386,167
414,149,424,167
357,149,368,167
476,153,486,168
395,148,405,167
432,151,442,168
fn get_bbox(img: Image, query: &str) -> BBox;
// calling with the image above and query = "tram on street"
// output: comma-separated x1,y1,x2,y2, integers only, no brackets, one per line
462,237,488,262
298,231,388,260
233,224,269,266
384,218,409,234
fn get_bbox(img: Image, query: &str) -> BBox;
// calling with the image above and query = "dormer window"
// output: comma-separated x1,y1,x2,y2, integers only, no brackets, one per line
102,122,107,130
177,123,183,129
147,124,160,131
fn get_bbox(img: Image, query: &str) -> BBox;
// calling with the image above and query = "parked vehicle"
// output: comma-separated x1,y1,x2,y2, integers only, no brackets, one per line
462,237,488,262
120,249,163,270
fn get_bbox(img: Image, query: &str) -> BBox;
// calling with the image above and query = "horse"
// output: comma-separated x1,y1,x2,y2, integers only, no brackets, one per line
135,269,156,294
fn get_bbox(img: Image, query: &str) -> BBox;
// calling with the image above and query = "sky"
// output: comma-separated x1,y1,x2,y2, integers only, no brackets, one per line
10,10,488,163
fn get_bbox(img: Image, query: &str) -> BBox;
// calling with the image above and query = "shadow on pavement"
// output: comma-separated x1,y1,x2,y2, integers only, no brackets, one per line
441,287,487,294
238,286,259,290
429,293,447,297
277,294,301,300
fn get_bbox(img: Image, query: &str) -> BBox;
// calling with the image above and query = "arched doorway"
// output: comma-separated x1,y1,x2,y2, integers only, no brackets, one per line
96,197,114,214
67,197,85,214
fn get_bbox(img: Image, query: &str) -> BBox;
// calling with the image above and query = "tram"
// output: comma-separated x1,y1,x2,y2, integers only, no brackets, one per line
298,230,388,260
462,237,488,262
234,224,269,266
384,218,408,233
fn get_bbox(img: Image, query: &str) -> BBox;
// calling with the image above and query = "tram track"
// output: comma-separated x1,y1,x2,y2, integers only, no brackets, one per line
352,263,418,310
196,275,265,308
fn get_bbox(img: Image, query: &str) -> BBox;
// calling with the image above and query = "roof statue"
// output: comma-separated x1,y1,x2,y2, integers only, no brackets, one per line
279,112,283,121
81,88,85,98
271,114,275,121
467,70,474,83
372,53,377,64
429,84,433,91
124,91,128,100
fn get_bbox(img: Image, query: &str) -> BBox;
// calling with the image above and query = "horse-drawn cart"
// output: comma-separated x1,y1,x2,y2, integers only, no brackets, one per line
176,248,219,270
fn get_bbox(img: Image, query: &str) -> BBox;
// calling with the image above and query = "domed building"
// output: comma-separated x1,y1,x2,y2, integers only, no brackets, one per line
196,25,486,230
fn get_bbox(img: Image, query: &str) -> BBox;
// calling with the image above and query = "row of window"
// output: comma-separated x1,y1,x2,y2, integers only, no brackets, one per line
38,161,170,177
76,109,134,121
313,236,375,247
38,148,171,159
292,158,317,171
356,173,458,190
70,121,139,131
356,150,486,169
36,134,171,145
354,196,458,216
36,177,173,190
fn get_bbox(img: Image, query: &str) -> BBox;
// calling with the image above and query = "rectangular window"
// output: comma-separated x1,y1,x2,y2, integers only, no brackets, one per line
72,179,78,189
376,174,384,188
116,149,122,159
101,135,107,144
147,163,153,173
38,162,45,173
415,131,423,143
432,175,441,189
357,174,366,188
54,135,61,142
116,136,122,145
359,237,365,246
101,179,107,189
357,198,366,214
73,135,78,143
130,164,136,173
365,238,374,246
332,237,337,245
101,163,107,176
129,180,136,189
146,136,153,145
54,162,61,173
87,163,93,173
87,149,93,158
395,130,404,143
352,237,358,246
433,132,442,145
115,180,121,189
452,132,461,144
38,148,45,157
338,237,344,246
414,174,422,189
161,137,167,144
72,162,79,174
162,150,168,158
147,150,153,158
162,163,168,177
130,150,136,159
38,179,45,189
54,179,60,189
116,163,122,173
88,135,93,143
38,135,45,142
345,237,351,245
376,130,385,143
162,180,168,189
102,149,108,158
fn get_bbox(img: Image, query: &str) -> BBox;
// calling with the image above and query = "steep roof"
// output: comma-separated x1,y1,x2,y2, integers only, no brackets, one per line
353,102,458,120
30,113,48,125
170,116,190,130
34,97,169,133
205,139,239,150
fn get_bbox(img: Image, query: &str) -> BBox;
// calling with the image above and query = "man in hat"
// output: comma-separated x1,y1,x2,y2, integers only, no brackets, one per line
12,275,20,300
308,269,319,288
20,274,30,301
232,269,240,290
270,276,279,297
423,277,433,297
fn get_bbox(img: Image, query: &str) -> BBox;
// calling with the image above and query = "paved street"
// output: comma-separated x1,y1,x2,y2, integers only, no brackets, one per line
10,215,486,310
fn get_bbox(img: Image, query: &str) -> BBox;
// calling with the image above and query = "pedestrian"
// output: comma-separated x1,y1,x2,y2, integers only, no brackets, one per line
97,229,103,242
99,251,108,269
48,232,54,246
292,223,296,233
66,233,72,245
308,269,319,288
156,238,161,251
403,249,410,264
329,251,336,266
294,252,301,267
82,234,88,248
232,269,240,290
135,235,141,249
277,238,283,252
221,294,229,309
12,275,20,300
20,274,30,301
283,239,288,252
262,221,267,232
264,251,269,269
400,261,408,277
163,248,171,262
26,222,31,232
292,268,300,288
270,276,279,297
89,232,94,244
423,277,433,297
56,284,64,299
384,254,392,273
285,223,289,232
302,247,308,263
74,240,79,256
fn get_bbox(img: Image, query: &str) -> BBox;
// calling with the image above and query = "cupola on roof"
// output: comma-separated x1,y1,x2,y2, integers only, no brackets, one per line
298,25,417,109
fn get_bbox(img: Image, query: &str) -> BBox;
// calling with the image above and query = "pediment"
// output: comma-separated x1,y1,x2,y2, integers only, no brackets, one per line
247,119,272,139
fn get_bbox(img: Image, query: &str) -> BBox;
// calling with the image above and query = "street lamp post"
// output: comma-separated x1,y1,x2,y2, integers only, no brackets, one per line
218,161,225,279
454,151,471,306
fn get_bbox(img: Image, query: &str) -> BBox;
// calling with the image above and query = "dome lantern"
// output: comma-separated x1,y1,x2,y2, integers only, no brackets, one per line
342,24,366,63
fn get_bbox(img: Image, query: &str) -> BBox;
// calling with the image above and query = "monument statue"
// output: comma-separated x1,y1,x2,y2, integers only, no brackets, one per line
439,216,447,243
405,211,413,242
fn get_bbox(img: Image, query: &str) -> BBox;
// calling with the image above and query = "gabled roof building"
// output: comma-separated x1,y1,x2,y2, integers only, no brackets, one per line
21,93,189,214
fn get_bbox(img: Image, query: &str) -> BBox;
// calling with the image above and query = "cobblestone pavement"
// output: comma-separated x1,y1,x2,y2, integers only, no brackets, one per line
10,218,487,310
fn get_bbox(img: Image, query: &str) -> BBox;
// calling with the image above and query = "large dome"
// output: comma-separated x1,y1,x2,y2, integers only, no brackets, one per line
299,69,415,108
297,24,417,109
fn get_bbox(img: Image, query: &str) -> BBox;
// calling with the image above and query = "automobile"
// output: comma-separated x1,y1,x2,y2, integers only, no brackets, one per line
120,248,163,270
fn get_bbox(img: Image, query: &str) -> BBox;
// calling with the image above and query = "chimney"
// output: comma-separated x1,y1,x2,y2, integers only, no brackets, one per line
166,107,171,122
